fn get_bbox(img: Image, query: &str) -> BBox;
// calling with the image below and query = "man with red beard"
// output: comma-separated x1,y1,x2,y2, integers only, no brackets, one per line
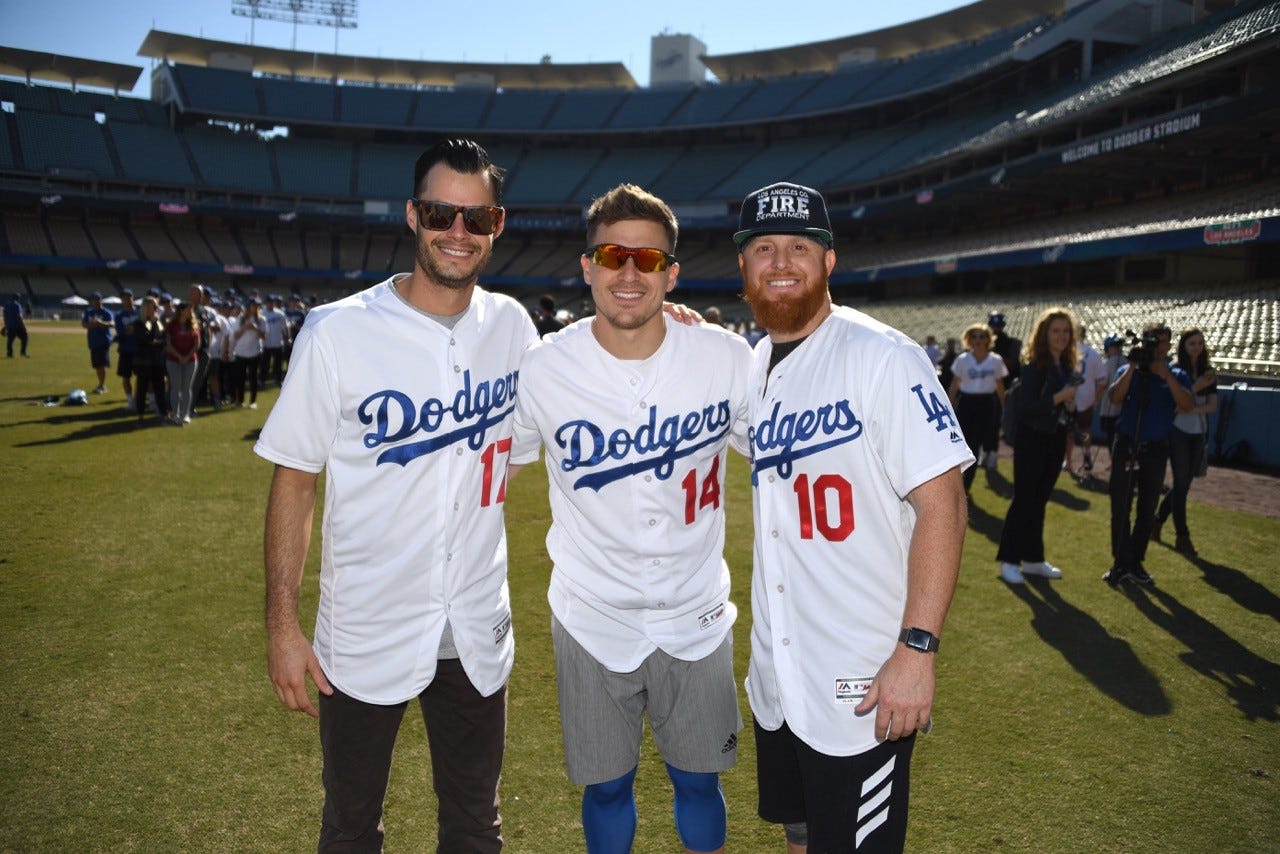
735,182,971,853
258,139,535,852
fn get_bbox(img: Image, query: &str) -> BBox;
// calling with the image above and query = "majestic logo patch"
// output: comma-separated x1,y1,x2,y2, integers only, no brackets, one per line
835,678,873,704
698,603,726,630
359,369,519,467
552,401,733,492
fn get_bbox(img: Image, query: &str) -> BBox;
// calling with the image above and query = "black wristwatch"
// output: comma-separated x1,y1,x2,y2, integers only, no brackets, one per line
899,627,940,653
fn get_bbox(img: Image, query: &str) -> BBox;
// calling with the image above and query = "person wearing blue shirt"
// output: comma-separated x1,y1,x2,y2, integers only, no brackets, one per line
4,293,29,357
1103,323,1194,587
114,290,139,408
81,291,115,394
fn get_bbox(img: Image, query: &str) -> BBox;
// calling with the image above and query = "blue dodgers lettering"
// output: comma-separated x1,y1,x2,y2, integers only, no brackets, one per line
359,369,518,467
554,401,733,492
749,398,863,483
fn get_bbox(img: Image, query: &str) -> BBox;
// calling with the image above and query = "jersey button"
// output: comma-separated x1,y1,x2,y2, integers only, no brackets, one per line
454,365,461,373
648,519,656,527
768,475,775,483
782,638,791,646
658,601,666,609
771,530,779,538
456,447,463,455
630,378,638,385
652,559,661,566
777,584,784,593
454,502,460,511
644,475,652,482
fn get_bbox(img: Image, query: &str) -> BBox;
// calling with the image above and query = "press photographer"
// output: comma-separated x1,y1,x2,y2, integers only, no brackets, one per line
1103,323,1195,587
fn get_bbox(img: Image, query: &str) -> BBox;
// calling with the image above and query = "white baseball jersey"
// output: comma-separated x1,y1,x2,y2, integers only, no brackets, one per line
254,275,537,704
263,307,289,348
1074,341,1107,410
511,316,752,672
952,351,1007,395
232,316,265,359
745,306,973,757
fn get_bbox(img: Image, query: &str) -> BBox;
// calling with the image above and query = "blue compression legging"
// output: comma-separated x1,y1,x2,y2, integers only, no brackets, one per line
582,765,726,853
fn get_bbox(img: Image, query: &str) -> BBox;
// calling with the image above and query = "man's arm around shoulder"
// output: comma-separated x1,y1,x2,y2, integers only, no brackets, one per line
265,464,332,717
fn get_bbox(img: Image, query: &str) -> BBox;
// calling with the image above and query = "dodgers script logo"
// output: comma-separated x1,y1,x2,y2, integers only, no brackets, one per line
555,401,733,492
359,369,518,466
749,398,863,484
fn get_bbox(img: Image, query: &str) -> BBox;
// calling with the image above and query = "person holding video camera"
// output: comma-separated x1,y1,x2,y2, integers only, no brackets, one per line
996,307,1079,585
1102,323,1194,587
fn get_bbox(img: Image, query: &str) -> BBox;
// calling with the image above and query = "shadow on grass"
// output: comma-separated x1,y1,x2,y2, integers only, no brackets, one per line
1007,577,1171,715
983,466,1012,499
1123,584,1280,722
8,404,143,444
1188,555,1280,623
966,497,1005,547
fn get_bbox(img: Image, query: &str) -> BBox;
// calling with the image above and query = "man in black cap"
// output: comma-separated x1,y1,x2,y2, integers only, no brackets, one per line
986,311,1021,468
81,291,115,393
733,181,971,853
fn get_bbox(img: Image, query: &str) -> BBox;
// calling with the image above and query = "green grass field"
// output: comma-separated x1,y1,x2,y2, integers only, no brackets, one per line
2,322,1277,852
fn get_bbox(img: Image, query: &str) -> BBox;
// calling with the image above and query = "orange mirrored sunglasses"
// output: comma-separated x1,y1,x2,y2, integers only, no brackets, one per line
586,243,676,273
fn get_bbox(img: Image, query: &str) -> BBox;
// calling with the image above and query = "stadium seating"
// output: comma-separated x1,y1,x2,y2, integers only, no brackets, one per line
170,64,259,118
4,214,51,255
109,121,197,185
14,111,116,178
88,219,136,262
544,88,628,131
275,137,354,197
504,148,601,205
184,128,274,192
47,218,96,258
261,76,337,124
340,84,415,126
485,89,559,130
130,222,183,263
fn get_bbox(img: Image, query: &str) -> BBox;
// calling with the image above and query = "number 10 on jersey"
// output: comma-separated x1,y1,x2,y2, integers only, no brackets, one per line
793,473,854,541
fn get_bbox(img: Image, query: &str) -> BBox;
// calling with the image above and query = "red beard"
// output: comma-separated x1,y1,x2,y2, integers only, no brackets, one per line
742,274,829,337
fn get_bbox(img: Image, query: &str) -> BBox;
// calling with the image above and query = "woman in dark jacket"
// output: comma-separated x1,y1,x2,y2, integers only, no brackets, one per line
996,307,1079,584
132,296,171,426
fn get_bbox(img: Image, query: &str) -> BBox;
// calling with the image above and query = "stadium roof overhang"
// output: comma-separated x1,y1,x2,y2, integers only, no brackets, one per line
137,30,637,90
0,46,142,94
701,0,1064,80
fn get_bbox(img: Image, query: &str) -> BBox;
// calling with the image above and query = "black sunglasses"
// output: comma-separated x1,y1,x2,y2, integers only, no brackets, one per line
408,200,504,236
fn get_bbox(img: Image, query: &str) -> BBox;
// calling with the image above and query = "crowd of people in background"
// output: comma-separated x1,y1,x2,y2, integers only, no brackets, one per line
917,307,1218,589
73,285,311,426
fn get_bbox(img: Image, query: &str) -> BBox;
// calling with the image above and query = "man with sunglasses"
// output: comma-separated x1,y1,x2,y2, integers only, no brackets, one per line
257,138,535,852
735,181,970,853
510,184,752,854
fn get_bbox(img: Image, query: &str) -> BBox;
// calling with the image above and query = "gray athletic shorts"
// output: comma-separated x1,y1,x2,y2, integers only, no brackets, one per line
551,615,742,786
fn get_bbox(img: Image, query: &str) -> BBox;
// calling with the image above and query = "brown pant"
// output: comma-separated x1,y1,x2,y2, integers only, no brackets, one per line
318,659,506,853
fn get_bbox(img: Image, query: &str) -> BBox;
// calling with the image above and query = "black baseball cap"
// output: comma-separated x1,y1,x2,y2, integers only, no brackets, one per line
734,181,833,248
988,312,1006,328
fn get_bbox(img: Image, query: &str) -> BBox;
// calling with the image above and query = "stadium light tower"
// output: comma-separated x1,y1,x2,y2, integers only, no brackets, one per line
232,0,358,54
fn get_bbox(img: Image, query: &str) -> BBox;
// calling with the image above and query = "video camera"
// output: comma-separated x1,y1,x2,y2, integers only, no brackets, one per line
1123,329,1162,372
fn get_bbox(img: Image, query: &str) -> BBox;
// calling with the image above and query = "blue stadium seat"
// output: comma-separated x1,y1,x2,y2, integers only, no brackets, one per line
340,85,416,126
665,80,758,126
544,89,628,130
275,138,354,197
485,89,559,130
14,111,116,177
505,148,601,205
356,142,419,199
650,143,756,203
412,88,490,129
171,64,260,118
261,76,337,123
607,87,692,129
109,121,197,185
723,74,821,122
573,147,683,204
184,128,274,191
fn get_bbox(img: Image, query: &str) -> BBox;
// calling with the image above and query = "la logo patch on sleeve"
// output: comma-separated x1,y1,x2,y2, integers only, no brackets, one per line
835,678,873,704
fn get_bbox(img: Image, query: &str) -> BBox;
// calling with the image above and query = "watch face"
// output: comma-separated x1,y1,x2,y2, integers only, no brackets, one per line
902,628,938,652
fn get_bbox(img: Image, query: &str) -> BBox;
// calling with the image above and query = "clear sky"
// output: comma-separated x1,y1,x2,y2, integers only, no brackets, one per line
2,0,969,95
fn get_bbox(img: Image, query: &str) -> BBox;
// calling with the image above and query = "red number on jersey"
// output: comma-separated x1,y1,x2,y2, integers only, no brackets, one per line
680,455,722,524
479,438,512,507
793,473,855,541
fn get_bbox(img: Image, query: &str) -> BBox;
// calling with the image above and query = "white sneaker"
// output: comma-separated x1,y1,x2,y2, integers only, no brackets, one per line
248,402,258,410
1021,561,1063,579
999,562,1025,584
